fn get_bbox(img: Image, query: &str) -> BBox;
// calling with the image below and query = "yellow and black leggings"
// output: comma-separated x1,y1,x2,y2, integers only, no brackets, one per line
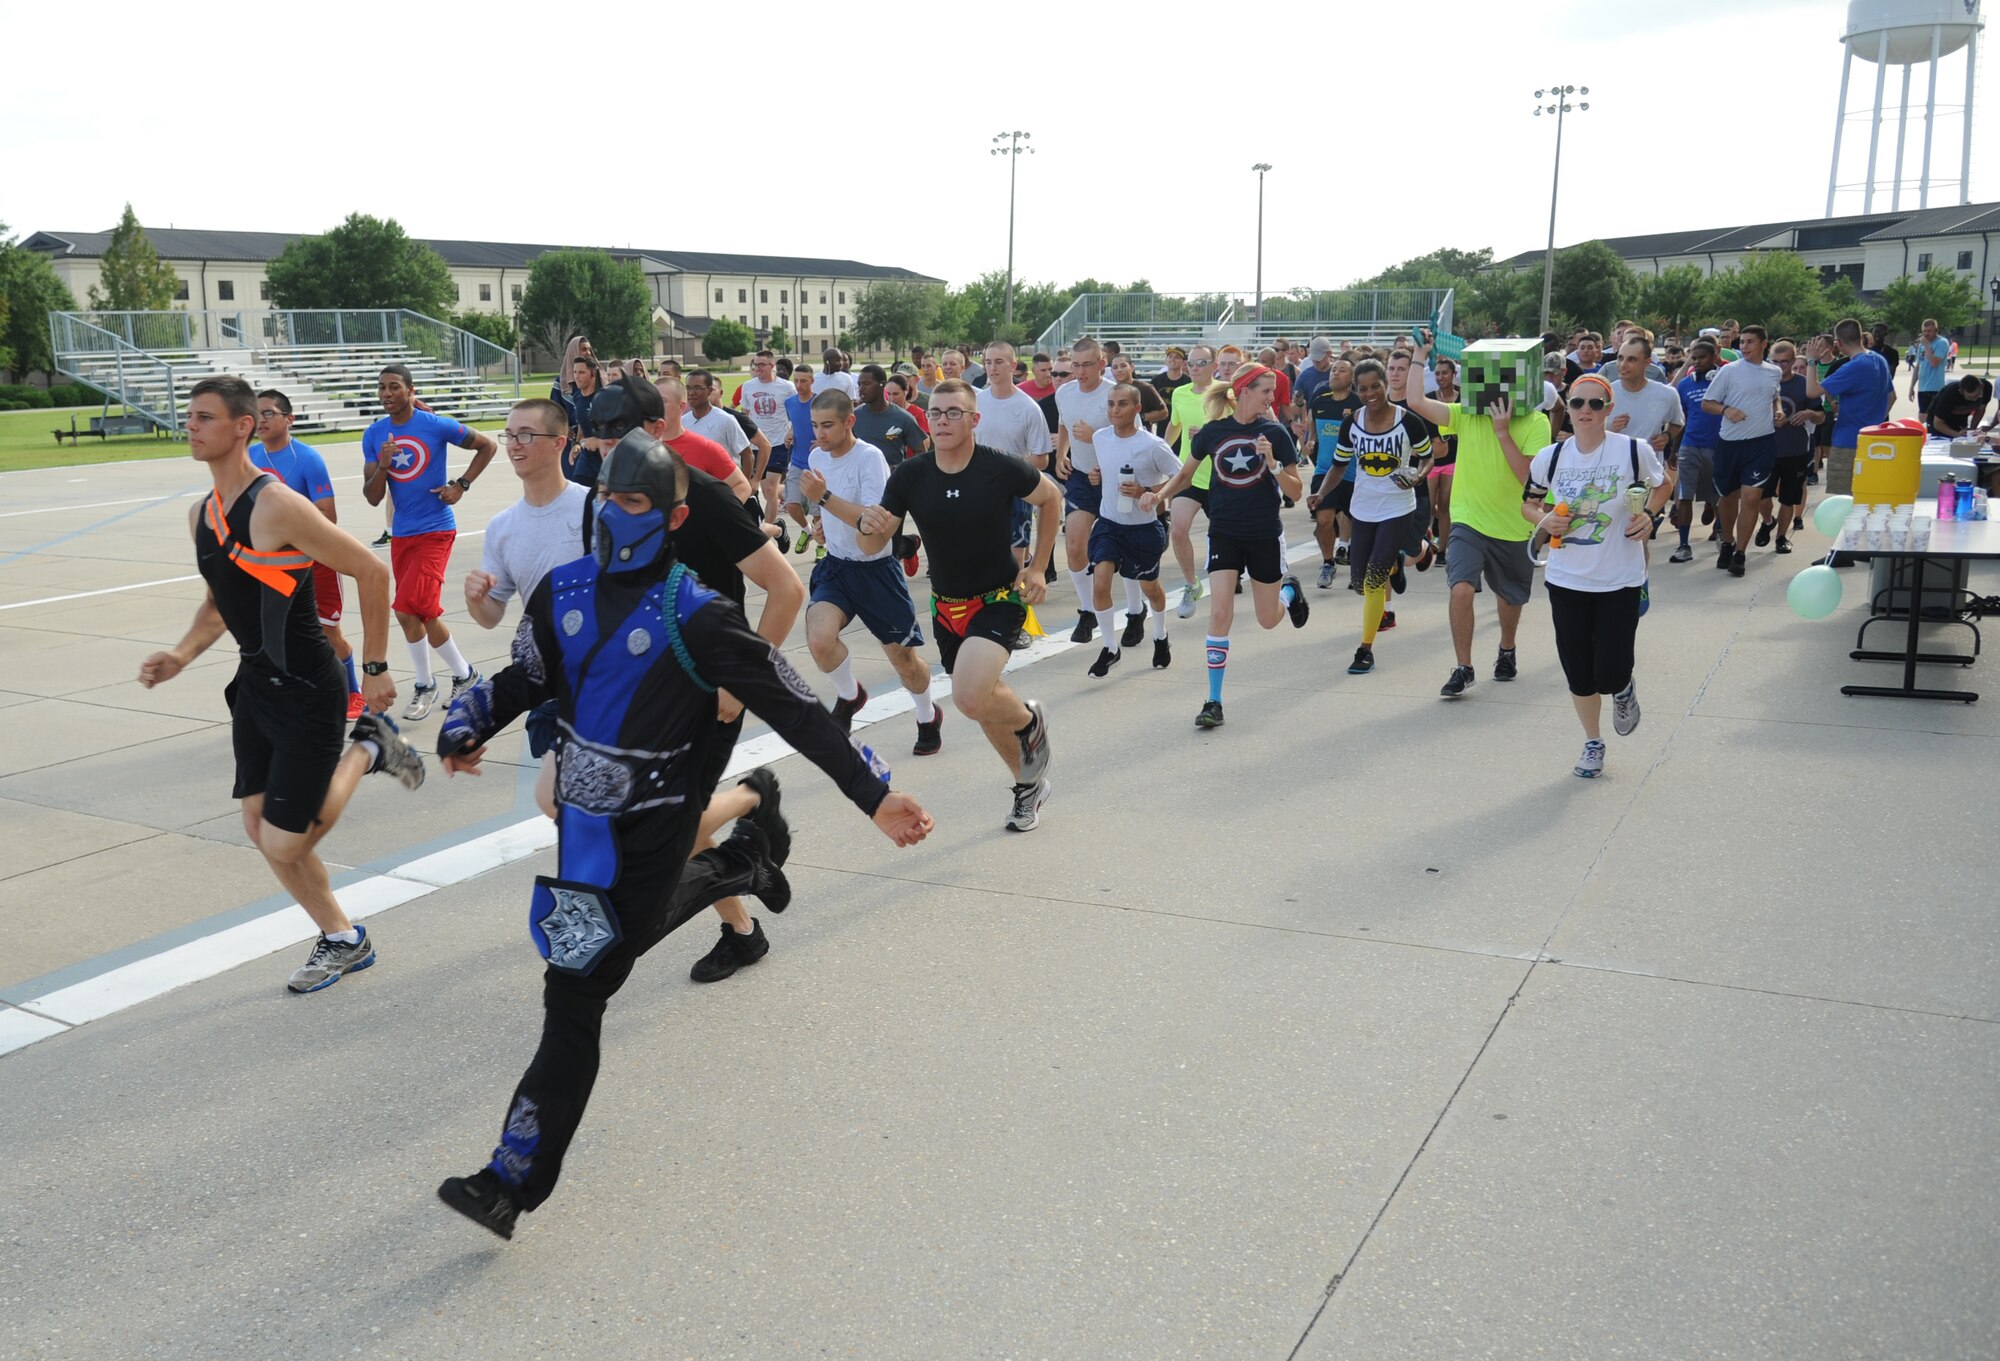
1349,511,1410,644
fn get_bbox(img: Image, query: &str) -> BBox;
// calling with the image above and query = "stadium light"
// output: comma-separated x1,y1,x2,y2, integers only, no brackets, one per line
1532,85,1590,333
1252,163,1273,324
992,131,1034,328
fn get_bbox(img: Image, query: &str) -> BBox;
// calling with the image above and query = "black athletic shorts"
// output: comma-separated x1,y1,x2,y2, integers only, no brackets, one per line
1206,532,1285,584
1765,455,1810,506
1328,478,1356,515
1172,483,1208,508
226,666,346,834
934,598,1027,674
696,712,748,801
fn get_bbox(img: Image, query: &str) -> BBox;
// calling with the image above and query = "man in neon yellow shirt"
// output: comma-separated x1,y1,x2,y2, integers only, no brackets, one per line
1404,334,1548,699
1163,345,1219,618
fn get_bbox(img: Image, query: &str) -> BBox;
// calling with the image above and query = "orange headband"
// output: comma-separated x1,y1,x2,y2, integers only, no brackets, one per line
1570,373,1614,399
1230,363,1274,398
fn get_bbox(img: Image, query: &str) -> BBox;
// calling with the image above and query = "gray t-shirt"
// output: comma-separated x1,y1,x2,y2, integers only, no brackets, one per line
481,482,590,608
1054,378,1114,473
1702,358,1784,442
851,403,928,467
975,387,1054,464
1607,379,1685,442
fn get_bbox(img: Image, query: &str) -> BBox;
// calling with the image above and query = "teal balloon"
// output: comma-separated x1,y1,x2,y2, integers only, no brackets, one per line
1788,564,1843,620
1812,495,1854,537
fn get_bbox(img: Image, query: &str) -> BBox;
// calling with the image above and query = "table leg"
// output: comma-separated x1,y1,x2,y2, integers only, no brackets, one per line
1842,553,1980,701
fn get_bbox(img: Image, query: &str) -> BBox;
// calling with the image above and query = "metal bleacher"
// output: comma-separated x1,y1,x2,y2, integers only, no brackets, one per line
1035,289,1456,366
50,309,521,435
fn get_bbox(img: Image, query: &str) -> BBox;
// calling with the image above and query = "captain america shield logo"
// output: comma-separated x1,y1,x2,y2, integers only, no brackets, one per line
384,435,432,482
1210,436,1269,489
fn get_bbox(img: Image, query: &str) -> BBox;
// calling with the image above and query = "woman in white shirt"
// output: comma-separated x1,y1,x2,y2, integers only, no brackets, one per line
1521,374,1671,778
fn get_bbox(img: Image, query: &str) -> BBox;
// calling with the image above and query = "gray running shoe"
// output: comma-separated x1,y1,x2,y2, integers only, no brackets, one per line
351,711,425,790
1317,561,1336,589
403,682,439,721
1176,582,1202,619
1006,777,1051,832
1015,700,1051,786
287,927,376,993
1574,740,1606,779
1612,682,1641,737
449,668,484,703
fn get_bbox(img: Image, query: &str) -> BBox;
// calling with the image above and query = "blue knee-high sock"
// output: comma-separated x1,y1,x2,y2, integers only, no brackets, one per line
1205,635,1229,702
342,654,360,694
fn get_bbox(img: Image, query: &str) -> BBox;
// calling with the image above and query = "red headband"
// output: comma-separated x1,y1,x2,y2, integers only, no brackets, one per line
1230,363,1273,398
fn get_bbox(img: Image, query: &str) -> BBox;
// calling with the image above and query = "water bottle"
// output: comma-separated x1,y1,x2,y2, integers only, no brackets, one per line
1937,476,1957,521
1956,479,1974,520
1974,488,1990,521
1117,463,1136,516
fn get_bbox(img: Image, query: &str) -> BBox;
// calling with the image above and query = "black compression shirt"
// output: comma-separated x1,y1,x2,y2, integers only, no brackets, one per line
195,474,341,688
879,446,1042,598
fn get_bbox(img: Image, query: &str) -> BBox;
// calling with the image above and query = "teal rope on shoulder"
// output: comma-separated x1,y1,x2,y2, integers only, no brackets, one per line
660,563,716,693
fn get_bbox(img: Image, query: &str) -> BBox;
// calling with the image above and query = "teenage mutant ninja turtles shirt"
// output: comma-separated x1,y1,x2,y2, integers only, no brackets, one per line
1526,433,1666,592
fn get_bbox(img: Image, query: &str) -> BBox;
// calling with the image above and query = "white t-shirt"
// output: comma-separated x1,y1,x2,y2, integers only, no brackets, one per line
1054,378,1113,473
1526,433,1666,592
975,386,1053,463
807,440,892,562
1703,358,1784,441
1092,426,1182,526
686,407,751,460
813,370,860,400
738,377,793,443
1608,379,1685,442
1337,405,1434,522
481,482,590,608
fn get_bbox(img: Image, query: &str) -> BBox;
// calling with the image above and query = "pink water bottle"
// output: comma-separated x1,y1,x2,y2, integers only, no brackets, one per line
1937,476,1957,521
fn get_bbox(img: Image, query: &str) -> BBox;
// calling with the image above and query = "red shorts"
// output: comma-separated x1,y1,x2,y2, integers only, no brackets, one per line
311,563,343,626
389,529,455,621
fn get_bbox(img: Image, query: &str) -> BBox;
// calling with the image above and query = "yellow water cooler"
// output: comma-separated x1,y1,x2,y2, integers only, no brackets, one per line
1852,420,1925,506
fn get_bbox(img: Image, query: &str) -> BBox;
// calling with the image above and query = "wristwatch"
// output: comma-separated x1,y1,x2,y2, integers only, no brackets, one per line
452,476,472,491
362,661,389,676
818,490,833,507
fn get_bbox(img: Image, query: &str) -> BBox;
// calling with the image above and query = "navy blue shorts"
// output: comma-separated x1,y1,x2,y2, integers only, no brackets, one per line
1010,498,1034,549
763,444,791,475
1713,434,1777,498
810,554,923,647
1064,469,1101,516
1088,518,1168,580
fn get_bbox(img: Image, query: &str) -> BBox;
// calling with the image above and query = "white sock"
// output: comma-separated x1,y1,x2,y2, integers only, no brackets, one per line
911,685,936,722
729,918,757,935
829,655,858,701
1152,608,1169,640
1097,608,1122,654
435,637,470,680
1124,578,1145,613
1070,570,1094,610
1335,539,1348,553
326,926,361,945
407,638,433,688
353,738,382,764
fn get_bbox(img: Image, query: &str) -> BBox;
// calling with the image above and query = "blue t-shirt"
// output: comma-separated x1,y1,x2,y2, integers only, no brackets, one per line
1675,370,1723,448
250,439,334,502
1294,364,1334,411
1189,415,1297,540
784,393,815,454
1915,336,1952,392
361,408,471,537
1819,349,1893,445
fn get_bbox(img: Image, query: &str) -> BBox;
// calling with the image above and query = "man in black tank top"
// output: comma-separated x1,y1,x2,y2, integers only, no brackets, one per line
139,376,426,994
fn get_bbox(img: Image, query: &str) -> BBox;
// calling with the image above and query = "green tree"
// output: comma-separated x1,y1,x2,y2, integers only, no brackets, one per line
852,280,943,356
516,249,652,361
767,324,791,354
86,204,179,311
266,213,456,316
451,309,517,351
1702,251,1833,339
1873,267,1982,337
1456,268,1540,337
1632,264,1709,337
0,224,77,377
1546,241,1634,333
701,317,756,364
1354,246,1494,289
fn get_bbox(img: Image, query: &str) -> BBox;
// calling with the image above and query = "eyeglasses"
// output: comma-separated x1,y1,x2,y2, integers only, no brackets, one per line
1567,396,1608,411
503,430,563,445
929,407,973,423
256,410,287,420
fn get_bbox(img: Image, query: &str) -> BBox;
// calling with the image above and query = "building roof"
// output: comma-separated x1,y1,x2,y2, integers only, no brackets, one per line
21,228,942,283
1495,199,2000,268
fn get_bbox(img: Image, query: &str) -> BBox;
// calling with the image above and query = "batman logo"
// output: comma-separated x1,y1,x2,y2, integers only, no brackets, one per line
1358,451,1401,476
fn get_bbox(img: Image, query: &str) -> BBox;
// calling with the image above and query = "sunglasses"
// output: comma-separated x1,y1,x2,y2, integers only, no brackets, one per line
1567,396,1609,411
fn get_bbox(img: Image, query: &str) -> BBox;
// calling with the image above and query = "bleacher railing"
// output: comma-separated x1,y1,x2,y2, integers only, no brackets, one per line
1036,289,1455,358
46,313,183,433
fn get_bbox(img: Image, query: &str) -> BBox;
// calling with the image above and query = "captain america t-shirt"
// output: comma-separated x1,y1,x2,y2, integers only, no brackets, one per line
1188,415,1297,541
361,407,470,537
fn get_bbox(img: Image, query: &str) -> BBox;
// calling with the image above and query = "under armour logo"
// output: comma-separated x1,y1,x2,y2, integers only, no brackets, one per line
945,489,960,498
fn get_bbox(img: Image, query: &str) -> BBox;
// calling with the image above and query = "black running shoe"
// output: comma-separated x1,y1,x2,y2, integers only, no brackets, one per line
1755,520,1774,547
1440,664,1475,699
438,1169,521,1240
1284,577,1309,629
1087,646,1120,678
690,920,770,982
1793,515,1804,531
1390,557,1408,595
1715,544,1734,570
1152,637,1171,669
1729,552,1746,578
1069,614,1095,644
725,818,791,913
1493,647,1518,682
1195,700,1225,729
1348,645,1375,674
1378,609,1397,630
1334,545,1350,566
1120,611,1146,648
830,684,869,733
372,530,392,547
912,710,943,756
736,768,788,866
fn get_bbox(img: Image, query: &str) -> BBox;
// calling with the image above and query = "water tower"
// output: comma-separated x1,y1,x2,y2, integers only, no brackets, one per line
1826,0,1984,215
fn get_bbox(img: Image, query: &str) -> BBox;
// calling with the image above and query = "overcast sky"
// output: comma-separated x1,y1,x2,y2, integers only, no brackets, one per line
7,0,1989,295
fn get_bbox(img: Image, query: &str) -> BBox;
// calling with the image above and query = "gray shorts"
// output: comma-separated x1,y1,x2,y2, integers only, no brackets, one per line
1676,445,1717,502
783,462,808,508
1444,523,1534,607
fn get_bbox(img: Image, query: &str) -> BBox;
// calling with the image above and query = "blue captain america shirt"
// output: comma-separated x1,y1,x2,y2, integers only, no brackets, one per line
361,408,471,537
250,438,335,502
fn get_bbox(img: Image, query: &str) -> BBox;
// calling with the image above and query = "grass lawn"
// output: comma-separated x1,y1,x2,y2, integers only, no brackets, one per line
0,407,183,473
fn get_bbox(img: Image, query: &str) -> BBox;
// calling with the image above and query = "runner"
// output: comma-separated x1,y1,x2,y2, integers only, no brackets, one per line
1402,333,1545,699
557,354,606,487
1083,384,1182,676
1700,324,1783,579
1757,341,1822,554
739,349,794,528
1424,356,1461,562
1521,373,1670,777
433,434,933,1239
799,390,943,755
782,364,818,547
1334,359,1432,675
684,369,766,487
1155,364,1308,730
639,377,755,501
855,378,1061,831
1667,339,1725,563
885,374,930,435
251,390,366,720
1163,345,1219,617
360,364,498,721
1053,337,1114,641
139,376,422,994
1152,346,1192,411
1306,353,1365,582
976,341,1054,573
1604,335,1684,556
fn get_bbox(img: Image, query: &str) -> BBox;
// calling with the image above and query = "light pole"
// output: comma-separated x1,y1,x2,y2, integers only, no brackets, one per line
1989,276,2000,349
1252,163,1272,324
991,130,1034,329
1533,85,1589,333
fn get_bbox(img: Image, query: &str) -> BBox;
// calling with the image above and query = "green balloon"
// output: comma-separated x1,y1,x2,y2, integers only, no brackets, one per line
1788,564,1843,620
1812,495,1854,537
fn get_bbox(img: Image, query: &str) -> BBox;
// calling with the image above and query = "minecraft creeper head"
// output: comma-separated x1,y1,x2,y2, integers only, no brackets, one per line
1457,337,1546,416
